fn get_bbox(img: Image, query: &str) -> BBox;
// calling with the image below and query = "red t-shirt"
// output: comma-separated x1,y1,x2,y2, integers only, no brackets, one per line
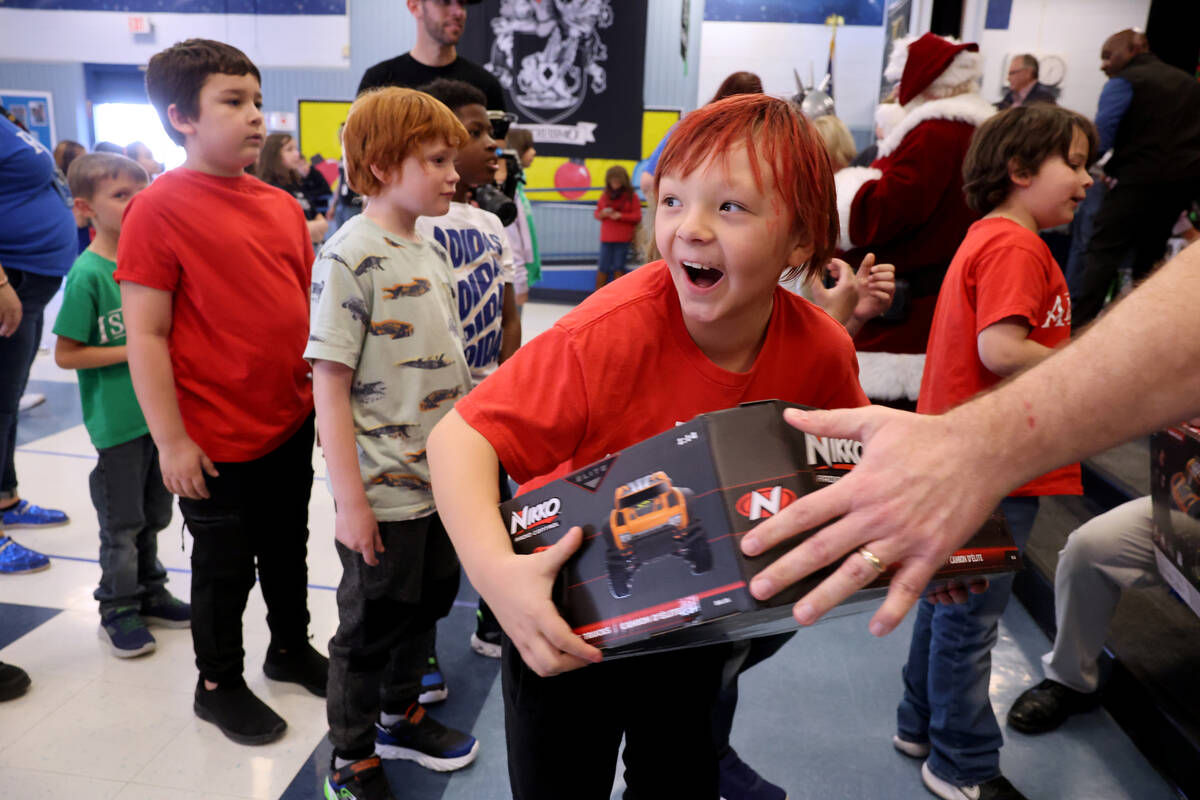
114,168,315,462
919,218,1080,496
594,190,642,243
457,261,869,493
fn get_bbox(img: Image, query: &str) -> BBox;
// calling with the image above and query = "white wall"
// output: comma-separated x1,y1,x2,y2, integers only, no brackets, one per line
696,21,886,136
965,0,1151,117
0,9,349,69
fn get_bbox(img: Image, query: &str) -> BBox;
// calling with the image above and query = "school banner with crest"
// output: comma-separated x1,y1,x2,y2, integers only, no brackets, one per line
460,0,648,161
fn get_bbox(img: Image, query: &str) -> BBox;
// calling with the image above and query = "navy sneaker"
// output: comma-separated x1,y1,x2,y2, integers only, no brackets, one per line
0,536,50,575
1,500,68,529
375,703,479,772
98,607,156,658
418,652,447,704
719,748,788,800
141,593,191,628
324,756,395,800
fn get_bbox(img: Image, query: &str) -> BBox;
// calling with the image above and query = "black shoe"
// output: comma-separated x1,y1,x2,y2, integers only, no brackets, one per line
0,661,31,702
264,641,329,698
323,756,396,800
1007,678,1100,734
193,678,287,745
921,762,1028,799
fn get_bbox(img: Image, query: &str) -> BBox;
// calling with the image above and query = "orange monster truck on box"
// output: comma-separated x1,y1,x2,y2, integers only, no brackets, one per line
602,471,713,598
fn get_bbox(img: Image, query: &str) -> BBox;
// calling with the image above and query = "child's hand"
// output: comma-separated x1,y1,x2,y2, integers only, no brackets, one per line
483,526,603,677
335,502,384,566
159,436,219,499
807,258,858,326
926,577,989,605
850,254,896,322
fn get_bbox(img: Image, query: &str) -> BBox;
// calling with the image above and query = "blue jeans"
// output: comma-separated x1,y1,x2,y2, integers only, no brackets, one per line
91,433,173,615
597,241,630,278
0,268,65,501
896,497,1039,786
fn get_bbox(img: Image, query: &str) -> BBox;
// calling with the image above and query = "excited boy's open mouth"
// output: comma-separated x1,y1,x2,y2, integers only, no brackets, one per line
682,260,724,288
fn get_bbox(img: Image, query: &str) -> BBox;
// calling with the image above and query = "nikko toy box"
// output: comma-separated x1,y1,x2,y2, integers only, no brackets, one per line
1151,425,1200,618
500,400,1021,658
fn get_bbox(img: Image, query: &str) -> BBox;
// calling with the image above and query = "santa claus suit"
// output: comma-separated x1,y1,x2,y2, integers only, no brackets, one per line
835,34,994,401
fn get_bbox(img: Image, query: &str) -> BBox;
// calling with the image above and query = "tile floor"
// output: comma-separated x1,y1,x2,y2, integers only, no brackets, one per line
0,299,1179,799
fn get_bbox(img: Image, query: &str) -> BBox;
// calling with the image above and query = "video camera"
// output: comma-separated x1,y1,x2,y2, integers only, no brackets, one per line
475,109,521,225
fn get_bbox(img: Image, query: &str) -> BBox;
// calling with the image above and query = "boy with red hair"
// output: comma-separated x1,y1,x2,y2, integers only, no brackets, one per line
427,94,868,798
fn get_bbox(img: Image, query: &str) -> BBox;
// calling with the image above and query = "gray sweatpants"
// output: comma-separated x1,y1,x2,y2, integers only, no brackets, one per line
1042,496,1162,693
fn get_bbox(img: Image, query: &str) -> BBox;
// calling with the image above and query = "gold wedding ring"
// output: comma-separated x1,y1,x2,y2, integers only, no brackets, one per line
858,547,886,574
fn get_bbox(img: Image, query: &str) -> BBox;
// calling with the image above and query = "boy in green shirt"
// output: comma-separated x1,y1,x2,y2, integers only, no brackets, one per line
53,153,189,658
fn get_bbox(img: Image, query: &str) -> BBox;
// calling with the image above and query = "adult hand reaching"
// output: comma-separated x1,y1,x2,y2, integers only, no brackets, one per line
740,405,1007,636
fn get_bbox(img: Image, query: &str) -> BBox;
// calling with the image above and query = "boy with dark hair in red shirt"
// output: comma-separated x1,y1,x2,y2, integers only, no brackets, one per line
891,104,1098,800
116,38,326,747
427,94,868,799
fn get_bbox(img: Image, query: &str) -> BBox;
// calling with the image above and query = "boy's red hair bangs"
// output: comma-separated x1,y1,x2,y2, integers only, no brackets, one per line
655,94,838,273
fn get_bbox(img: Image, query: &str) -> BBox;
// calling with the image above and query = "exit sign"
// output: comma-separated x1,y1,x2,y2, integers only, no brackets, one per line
128,16,152,34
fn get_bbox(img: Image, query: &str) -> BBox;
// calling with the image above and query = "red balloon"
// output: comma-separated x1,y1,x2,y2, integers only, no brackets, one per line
554,161,591,200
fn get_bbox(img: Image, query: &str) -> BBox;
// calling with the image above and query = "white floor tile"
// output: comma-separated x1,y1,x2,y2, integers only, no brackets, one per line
0,767,122,800
0,672,91,752
113,784,251,800
133,695,328,800
0,680,194,782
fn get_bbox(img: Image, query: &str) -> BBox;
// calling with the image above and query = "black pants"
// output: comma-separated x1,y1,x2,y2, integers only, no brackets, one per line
710,631,795,759
1071,179,1200,329
502,639,731,800
179,414,315,685
327,513,460,758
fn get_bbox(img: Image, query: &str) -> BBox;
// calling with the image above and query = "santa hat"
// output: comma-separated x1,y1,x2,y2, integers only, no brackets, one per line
885,32,982,106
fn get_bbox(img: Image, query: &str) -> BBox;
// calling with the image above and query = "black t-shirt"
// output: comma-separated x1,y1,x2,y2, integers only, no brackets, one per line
357,53,506,111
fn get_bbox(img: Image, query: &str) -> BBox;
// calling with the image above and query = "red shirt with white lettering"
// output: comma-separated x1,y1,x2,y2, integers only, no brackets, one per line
456,261,869,493
918,217,1080,496
114,168,314,463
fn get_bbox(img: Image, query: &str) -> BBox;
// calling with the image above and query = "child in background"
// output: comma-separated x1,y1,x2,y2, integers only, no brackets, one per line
427,93,868,799
117,38,325,747
592,164,641,289
503,126,540,309
415,77,521,671
256,132,329,246
53,153,190,659
308,86,479,800
812,114,857,172
892,104,1097,800
124,141,163,180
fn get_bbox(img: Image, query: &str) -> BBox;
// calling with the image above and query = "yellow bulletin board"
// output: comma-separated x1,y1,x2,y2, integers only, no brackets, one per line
298,98,352,163
523,108,681,202
298,100,679,202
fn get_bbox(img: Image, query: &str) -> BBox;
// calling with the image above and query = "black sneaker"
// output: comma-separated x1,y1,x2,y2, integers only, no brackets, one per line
921,762,1028,800
193,678,287,745
0,661,31,702
323,756,395,800
718,747,788,800
375,703,479,772
263,641,329,698
470,603,502,659
1007,678,1100,734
